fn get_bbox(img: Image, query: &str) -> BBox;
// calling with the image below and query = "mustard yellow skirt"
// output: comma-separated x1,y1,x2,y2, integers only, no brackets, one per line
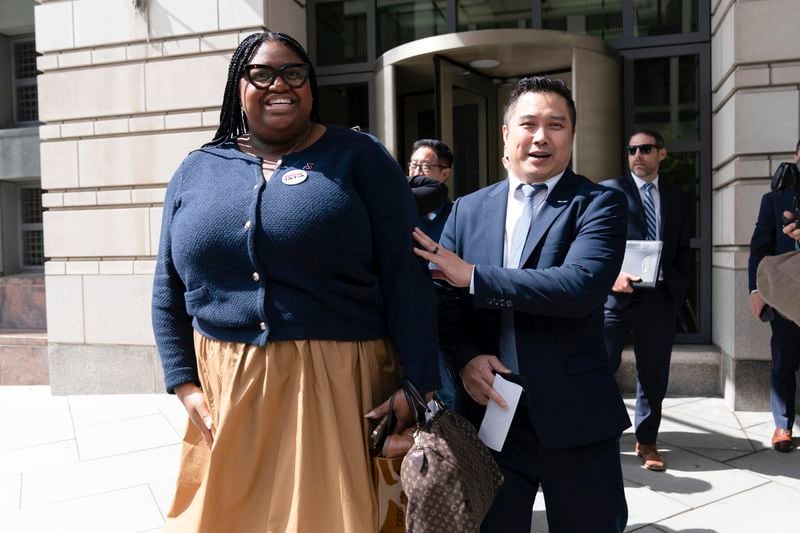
165,332,400,533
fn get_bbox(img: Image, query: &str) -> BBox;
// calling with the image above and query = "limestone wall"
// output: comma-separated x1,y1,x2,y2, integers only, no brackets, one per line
35,0,305,393
711,0,800,409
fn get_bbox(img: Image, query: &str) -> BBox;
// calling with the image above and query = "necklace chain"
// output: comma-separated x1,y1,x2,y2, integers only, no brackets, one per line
241,123,314,170
283,123,313,158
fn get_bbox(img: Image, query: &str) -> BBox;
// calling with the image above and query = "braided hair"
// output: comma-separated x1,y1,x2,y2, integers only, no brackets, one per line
205,31,321,147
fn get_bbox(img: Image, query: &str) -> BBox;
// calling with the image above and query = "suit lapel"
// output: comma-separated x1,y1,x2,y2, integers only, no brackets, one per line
658,182,670,242
481,181,508,267
519,169,579,266
623,174,647,239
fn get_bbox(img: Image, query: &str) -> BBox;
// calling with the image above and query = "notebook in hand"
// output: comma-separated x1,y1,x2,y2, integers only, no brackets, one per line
621,240,663,288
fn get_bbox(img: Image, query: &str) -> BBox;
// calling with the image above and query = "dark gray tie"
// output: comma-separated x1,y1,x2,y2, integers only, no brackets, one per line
499,183,548,373
642,182,657,240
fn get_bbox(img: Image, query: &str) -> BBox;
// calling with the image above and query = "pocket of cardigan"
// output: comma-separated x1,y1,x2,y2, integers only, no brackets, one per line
183,286,210,314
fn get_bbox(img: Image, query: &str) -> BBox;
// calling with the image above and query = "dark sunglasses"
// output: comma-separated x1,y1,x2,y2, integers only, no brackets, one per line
626,144,662,156
243,63,310,89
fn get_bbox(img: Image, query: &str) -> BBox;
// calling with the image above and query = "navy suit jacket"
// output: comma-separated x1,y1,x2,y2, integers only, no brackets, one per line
749,189,798,291
601,175,692,310
437,169,631,449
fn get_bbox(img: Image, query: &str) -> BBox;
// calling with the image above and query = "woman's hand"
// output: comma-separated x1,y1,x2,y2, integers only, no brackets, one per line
365,388,429,434
175,382,214,447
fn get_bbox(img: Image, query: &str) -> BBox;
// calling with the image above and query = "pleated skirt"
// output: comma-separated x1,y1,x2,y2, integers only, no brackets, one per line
164,332,400,533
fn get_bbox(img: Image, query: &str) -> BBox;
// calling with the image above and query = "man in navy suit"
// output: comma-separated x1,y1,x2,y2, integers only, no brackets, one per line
748,140,800,452
602,129,692,471
414,77,630,533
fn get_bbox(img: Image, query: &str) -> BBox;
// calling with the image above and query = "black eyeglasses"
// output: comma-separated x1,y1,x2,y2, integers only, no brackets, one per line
243,63,310,89
409,161,448,172
626,144,662,156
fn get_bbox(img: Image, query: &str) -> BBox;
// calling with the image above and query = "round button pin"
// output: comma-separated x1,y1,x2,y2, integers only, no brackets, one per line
281,169,308,185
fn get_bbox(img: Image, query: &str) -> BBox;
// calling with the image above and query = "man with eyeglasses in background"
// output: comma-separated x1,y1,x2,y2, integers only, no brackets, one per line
407,139,457,408
601,129,692,472
408,139,454,242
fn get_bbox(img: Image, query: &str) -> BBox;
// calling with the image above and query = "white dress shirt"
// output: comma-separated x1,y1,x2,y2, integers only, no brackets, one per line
470,170,565,293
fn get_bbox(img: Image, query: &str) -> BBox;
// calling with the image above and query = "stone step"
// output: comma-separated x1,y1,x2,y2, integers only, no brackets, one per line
0,329,48,346
616,345,722,397
0,273,47,330
0,330,49,385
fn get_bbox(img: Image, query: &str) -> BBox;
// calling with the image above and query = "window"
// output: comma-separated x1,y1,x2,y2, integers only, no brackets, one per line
457,0,531,31
634,0,699,37
634,55,699,142
318,82,370,131
542,0,623,40
12,38,38,125
378,0,447,55
19,186,44,268
315,0,369,66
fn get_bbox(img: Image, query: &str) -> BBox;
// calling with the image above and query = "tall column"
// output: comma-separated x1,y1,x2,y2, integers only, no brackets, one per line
711,0,800,409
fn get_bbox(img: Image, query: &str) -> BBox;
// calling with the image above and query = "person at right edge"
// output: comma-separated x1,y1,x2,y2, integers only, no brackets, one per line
747,139,800,453
413,76,630,533
602,129,692,472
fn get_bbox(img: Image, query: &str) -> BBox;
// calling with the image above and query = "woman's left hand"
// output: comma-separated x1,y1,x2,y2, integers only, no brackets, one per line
412,227,473,288
365,388,437,434
365,390,415,434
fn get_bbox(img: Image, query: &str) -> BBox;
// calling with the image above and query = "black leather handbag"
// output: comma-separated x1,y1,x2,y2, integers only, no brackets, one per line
397,378,503,533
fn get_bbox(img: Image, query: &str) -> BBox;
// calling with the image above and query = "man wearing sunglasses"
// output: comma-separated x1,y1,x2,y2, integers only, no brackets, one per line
602,129,692,472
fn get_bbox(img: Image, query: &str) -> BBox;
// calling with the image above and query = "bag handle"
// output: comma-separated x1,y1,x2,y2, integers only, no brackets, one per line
399,377,431,426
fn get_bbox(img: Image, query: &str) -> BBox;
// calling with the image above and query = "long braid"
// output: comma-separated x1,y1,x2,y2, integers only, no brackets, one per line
205,33,266,147
204,31,321,147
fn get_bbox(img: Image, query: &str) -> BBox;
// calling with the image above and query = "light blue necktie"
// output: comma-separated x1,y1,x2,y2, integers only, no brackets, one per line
642,182,657,241
499,183,547,373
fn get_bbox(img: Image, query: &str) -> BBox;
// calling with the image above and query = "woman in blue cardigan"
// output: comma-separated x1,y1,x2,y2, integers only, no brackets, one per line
151,31,439,532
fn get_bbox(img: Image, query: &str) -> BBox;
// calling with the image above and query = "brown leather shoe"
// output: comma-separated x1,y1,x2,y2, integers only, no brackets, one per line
772,428,793,453
635,442,666,471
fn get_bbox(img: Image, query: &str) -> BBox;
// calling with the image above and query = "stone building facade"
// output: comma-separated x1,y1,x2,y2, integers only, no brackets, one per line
31,0,303,393
0,0,796,412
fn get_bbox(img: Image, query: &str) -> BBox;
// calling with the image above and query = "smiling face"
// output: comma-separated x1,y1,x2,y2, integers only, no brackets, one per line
627,132,667,182
502,91,574,184
239,40,313,144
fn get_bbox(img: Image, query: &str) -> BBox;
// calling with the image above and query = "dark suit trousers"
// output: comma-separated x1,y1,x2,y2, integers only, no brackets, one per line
604,288,676,444
481,405,627,533
769,315,800,429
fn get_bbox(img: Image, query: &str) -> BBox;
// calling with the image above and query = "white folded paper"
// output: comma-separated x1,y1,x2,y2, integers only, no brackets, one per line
478,374,523,452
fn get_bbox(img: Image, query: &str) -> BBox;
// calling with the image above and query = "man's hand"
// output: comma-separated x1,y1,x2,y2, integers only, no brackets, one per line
460,355,511,407
413,227,473,287
612,272,641,293
175,382,214,447
782,211,800,241
749,291,766,320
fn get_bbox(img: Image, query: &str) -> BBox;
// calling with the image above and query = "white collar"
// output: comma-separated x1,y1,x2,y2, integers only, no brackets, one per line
507,169,566,200
631,172,659,191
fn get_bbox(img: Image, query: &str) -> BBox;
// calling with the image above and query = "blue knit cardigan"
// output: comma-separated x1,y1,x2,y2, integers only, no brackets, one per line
152,126,440,393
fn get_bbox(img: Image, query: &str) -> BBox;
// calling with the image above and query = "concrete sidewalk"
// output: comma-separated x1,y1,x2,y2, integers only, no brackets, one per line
0,386,798,532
